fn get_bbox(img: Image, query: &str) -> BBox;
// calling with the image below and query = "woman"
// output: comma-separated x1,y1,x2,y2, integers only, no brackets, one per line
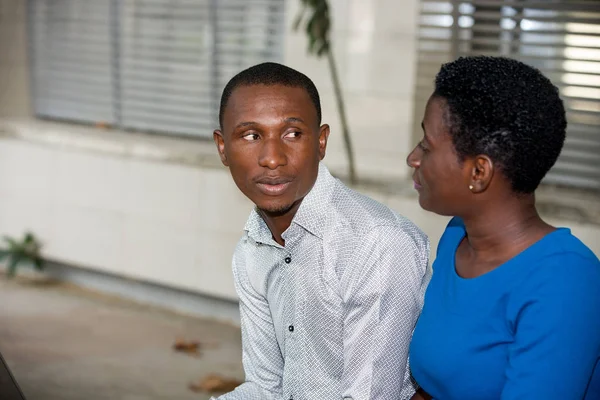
407,56,600,400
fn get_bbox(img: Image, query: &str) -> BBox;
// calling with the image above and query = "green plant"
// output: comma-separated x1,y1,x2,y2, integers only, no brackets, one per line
0,232,44,278
294,0,357,184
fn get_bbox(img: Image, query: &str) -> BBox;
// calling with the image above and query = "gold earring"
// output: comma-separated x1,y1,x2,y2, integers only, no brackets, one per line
469,185,474,191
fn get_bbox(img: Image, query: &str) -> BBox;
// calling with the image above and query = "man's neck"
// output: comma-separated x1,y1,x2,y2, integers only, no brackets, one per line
258,199,303,246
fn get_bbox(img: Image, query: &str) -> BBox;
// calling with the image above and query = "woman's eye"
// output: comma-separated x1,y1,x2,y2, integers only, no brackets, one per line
242,133,259,141
417,140,428,152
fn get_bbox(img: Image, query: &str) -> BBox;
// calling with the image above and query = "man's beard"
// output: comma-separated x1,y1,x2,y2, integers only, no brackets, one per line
257,202,295,218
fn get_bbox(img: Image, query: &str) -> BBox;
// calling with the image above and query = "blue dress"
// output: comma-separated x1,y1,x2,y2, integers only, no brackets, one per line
409,217,600,399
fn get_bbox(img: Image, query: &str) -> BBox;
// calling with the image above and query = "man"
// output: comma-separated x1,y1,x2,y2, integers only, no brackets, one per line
212,62,430,400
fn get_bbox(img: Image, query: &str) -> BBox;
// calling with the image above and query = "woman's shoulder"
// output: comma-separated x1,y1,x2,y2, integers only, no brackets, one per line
526,228,598,271
436,217,466,255
514,229,600,301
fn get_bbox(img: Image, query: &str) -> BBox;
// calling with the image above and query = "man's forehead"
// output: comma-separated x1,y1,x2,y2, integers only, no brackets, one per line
230,83,307,100
224,85,316,122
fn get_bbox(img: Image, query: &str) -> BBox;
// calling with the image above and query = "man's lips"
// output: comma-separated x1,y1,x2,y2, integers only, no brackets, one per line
255,177,293,196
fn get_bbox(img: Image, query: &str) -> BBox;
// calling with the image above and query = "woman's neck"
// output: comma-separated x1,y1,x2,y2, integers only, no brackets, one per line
460,194,554,261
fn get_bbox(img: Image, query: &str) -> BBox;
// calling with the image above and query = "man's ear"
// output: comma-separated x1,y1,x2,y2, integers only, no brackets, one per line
213,130,229,167
318,124,330,160
468,154,494,193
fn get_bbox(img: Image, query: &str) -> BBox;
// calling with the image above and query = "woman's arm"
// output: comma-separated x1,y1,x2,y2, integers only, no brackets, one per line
502,255,600,399
411,388,433,400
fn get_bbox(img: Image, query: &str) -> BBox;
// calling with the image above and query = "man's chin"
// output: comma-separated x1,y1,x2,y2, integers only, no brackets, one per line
257,202,295,217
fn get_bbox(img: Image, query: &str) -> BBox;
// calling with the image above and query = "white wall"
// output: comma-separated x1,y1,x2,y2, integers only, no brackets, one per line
285,0,421,182
0,0,598,303
0,137,249,299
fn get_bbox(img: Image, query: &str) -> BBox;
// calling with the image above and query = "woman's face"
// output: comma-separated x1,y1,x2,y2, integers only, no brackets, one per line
406,95,473,216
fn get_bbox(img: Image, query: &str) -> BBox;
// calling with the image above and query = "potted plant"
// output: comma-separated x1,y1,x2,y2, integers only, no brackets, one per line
0,232,44,278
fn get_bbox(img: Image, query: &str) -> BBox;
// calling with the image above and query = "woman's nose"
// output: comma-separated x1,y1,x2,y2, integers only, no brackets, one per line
406,146,421,168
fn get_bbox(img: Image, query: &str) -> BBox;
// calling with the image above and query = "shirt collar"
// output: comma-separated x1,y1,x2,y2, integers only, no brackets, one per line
244,163,337,243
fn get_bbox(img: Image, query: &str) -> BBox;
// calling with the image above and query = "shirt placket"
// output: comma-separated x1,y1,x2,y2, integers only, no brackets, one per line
281,233,300,400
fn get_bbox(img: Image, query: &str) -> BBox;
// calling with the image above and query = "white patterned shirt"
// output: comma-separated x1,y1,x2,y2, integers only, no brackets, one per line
214,163,430,400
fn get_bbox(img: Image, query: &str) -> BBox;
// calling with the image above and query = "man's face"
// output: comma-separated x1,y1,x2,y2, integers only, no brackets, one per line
214,84,329,215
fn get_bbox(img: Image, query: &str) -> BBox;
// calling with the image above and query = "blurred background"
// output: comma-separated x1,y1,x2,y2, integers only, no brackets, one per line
0,0,598,399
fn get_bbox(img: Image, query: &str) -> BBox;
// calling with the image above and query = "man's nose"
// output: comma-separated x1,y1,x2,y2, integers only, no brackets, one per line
259,137,288,170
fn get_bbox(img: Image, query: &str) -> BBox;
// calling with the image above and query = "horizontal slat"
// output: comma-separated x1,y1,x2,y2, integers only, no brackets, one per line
551,159,600,176
34,98,114,120
32,71,112,89
120,119,213,138
121,100,211,118
428,26,600,37
120,57,211,72
561,147,600,161
32,58,112,75
35,80,113,95
29,12,113,25
120,40,209,56
544,173,600,190
35,89,113,107
33,51,112,68
30,39,111,57
122,10,210,21
120,72,210,88
420,14,600,26
456,1,600,12
121,108,212,128
121,91,211,109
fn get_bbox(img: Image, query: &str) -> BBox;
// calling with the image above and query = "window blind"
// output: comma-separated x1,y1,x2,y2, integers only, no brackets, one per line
119,0,214,136
414,0,600,190
29,0,115,124
28,0,285,138
212,0,286,123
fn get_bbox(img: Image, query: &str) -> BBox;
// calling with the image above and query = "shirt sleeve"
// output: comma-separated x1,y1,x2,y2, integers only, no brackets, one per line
502,253,600,400
339,223,431,400
213,244,283,400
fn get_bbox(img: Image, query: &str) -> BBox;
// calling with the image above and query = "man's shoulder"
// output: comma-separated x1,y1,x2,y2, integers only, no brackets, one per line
327,182,427,243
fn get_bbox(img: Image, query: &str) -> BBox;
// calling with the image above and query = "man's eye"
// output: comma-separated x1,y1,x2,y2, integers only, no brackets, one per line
417,141,428,152
242,133,259,141
285,131,301,138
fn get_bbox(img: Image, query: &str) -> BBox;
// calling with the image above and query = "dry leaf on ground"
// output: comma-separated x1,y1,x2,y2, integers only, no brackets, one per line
189,374,243,393
173,338,201,356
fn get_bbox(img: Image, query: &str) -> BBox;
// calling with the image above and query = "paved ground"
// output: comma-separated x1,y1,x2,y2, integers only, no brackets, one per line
0,276,244,400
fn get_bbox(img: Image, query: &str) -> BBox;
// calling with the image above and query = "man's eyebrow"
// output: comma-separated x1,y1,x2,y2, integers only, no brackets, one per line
285,117,305,124
235,121,258,129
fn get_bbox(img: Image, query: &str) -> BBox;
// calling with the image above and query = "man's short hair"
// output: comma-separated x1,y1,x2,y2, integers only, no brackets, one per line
219,62,322,128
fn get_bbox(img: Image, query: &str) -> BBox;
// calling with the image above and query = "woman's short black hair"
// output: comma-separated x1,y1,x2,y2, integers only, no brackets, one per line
434,56,567,193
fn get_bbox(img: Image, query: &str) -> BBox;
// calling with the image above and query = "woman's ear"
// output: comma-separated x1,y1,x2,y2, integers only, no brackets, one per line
468,154,494,193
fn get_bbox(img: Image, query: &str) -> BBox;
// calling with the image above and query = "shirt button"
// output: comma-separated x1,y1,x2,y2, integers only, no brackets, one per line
284,257,291,264
288,325,294,332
